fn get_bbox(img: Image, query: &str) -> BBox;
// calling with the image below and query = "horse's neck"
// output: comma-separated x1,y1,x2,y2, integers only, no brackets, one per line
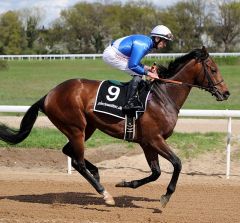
166,61,197,109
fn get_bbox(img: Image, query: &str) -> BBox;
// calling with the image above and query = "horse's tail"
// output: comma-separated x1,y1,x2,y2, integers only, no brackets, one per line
0,96,46,145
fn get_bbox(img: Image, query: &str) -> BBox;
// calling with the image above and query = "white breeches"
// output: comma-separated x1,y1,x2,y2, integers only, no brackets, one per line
102,45,140,76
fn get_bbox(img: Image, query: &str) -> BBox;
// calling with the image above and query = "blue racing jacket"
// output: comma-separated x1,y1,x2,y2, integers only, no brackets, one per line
112,35,154,75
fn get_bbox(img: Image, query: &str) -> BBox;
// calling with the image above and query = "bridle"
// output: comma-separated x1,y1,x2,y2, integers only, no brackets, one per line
157,56,224,95
200,58,224,95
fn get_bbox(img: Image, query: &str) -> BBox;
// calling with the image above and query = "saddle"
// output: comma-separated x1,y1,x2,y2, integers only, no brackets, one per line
93,79,152,141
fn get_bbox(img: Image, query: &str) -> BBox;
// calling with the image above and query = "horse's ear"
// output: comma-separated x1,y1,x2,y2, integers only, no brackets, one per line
201,46,209,59
202,46,207,53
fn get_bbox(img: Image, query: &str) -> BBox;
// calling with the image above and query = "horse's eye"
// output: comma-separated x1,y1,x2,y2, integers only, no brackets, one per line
211,67,217,73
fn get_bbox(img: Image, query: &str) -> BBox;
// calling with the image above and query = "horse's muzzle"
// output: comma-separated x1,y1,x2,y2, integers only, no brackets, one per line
215,90,230,101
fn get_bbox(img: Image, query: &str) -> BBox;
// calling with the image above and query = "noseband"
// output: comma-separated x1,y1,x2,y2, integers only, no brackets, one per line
201,58,224,95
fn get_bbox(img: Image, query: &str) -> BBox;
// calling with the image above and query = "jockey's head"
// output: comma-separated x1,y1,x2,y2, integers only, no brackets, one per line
150,25,173,49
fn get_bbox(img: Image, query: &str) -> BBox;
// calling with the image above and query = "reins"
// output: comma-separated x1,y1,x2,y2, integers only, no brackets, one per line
156,57,223,92
156,77,207,90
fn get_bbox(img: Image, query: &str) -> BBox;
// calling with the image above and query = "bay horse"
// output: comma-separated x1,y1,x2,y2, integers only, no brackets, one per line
0,46,230,207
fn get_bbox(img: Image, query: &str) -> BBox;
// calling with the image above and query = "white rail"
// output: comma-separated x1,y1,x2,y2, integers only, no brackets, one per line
0,105,239,178
0,52,239,60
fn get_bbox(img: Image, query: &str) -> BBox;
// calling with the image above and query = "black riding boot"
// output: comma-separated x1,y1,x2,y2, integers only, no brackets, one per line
122,76,143,113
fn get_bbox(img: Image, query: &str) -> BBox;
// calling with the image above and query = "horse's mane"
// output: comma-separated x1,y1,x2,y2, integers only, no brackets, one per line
157,47,209,78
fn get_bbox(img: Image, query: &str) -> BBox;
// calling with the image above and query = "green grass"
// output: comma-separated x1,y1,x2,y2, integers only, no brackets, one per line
0,128,124,150
0,59,130,105
0,59,239,109
168,132,226,159
0,128,230,159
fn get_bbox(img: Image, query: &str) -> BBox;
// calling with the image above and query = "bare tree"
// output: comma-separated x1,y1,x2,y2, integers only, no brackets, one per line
160,0,208,52
210,0,240,51
19,7,44,49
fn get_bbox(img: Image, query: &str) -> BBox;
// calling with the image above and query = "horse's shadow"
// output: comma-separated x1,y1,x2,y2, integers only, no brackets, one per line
0,192,161,212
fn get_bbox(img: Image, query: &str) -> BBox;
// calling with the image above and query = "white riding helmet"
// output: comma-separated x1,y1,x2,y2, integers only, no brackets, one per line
150,25,174,41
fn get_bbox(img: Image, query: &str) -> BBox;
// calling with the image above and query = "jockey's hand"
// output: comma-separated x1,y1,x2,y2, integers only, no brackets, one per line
147,71,159,79
144,64,157,73
144,65,151,71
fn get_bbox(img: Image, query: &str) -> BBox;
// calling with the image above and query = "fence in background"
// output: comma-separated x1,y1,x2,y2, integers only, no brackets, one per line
0,52,240,60
0,105,239,178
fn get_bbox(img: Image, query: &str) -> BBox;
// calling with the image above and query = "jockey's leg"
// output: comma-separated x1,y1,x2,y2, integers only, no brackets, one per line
122,75,143,112
103,46,143,112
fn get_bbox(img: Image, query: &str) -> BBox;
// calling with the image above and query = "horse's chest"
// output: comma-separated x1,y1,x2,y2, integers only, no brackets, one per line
162,114,177,132
144,112,177,136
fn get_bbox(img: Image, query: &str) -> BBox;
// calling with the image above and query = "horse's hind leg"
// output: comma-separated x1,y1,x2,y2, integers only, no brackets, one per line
62,142,100,182
62,124,100,181
84,159,100,182
68,133,115,205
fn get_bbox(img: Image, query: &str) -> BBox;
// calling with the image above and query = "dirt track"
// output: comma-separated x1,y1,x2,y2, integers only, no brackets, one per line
0,145,240,223
1,174,240,223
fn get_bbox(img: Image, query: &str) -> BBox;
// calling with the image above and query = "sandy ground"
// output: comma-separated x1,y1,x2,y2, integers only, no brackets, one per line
0,116,240,222
0,146,240,223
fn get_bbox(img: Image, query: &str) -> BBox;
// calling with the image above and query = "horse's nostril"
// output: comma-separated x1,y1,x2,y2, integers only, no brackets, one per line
224,91,230,99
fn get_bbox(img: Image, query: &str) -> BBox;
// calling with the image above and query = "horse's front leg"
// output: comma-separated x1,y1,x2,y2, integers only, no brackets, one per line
116,135,182,208
152,136,182,208
62,138,114,205
116,147,161,188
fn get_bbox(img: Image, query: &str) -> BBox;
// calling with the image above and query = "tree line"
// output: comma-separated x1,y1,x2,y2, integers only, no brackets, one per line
0,0,239,55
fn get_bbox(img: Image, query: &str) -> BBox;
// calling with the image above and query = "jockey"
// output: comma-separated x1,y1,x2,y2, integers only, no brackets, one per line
102,25,173,112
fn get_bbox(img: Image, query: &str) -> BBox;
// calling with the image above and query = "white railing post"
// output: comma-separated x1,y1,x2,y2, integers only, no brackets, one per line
67,156,72,175
226,117,232,179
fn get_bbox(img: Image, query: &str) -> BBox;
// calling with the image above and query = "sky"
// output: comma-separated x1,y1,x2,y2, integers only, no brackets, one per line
0,0,180,26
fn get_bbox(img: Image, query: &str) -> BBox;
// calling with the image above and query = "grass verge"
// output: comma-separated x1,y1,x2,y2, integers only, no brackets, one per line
0,128,230,159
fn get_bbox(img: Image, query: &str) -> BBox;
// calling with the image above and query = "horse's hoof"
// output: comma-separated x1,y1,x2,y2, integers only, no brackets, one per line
160,195,169,208
115,180,126,187
102,190,115,206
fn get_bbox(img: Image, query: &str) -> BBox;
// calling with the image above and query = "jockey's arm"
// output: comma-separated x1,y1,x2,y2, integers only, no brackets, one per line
128,43,159,79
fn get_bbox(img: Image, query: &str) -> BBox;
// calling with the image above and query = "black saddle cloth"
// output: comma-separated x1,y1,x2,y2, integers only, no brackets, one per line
93,80,151,119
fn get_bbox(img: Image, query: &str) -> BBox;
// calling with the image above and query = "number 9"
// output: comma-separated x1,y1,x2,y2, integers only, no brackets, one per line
106,86,120,101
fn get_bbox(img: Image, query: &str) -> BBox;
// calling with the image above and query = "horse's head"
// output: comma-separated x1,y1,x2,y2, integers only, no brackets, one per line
156,46,230,101
195,46,230,101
